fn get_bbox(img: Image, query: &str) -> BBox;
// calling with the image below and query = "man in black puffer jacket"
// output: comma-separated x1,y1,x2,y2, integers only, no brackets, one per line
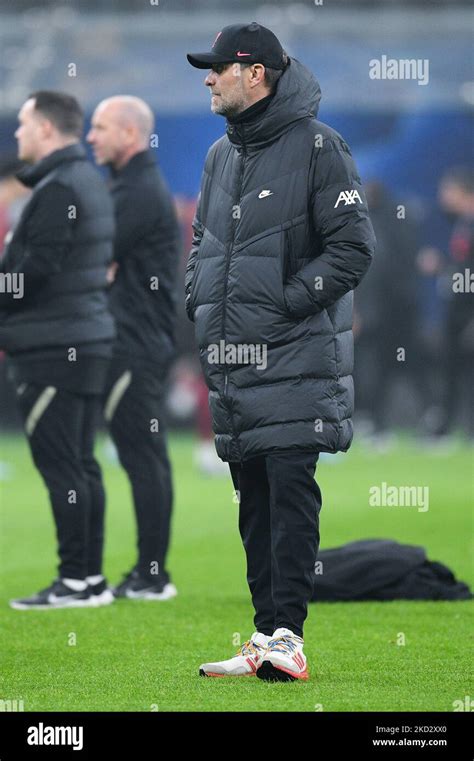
0,91,116,610
186,24,375,681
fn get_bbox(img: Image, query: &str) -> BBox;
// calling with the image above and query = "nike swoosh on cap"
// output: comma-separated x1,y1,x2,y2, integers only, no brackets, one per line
236,51,251,57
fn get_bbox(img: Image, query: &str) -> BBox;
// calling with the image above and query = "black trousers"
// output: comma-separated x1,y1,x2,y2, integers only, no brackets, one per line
16,383,106,579
229,451,322,638
104,363,173,583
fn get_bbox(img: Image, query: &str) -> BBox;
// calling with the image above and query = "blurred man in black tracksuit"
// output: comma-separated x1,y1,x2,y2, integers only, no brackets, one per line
353,181,424,437
437,167,474,438
0,91,116,609
88,96,180,600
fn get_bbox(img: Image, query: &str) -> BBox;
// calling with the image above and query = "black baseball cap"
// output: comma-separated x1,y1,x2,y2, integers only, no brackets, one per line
187,22,286,71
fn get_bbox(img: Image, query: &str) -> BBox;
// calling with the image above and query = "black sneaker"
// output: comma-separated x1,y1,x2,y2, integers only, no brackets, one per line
112,569,177,600
111,567,138,597
10,579,95,610
87,578,115,607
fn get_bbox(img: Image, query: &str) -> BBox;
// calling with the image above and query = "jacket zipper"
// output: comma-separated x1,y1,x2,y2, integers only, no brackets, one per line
222,126,246,460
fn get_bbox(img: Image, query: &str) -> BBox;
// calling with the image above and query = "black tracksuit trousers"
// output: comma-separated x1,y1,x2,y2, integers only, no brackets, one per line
229,451,322,638
103,362,173,584
16,383,106,580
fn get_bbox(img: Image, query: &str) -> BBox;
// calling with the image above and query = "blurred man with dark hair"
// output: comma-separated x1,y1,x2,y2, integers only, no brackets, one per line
22,91,84,141
0,91,116,609
88,96,180,600
437,167,474,438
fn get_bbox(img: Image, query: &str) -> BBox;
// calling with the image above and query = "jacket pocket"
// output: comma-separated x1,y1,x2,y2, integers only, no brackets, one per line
279,230,299,318
281,217,306,282
285,227,299,280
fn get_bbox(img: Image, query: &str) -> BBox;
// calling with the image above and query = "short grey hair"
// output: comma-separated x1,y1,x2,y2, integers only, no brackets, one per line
241,51,289,94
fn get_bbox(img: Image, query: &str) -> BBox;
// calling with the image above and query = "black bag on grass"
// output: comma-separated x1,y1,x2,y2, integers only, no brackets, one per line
311,539,472,601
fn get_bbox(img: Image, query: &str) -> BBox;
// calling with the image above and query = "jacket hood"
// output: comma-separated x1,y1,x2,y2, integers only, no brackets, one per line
16,143,86,188
226,57,321,150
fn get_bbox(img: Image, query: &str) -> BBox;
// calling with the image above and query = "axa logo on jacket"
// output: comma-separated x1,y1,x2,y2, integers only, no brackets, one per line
334,189,363,208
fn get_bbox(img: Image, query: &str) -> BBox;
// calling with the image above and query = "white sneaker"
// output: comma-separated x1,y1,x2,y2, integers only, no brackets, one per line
199,632,271,677
257,627,309,681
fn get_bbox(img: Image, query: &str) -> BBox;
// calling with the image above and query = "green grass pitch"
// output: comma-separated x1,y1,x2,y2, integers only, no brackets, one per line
0,432,472,712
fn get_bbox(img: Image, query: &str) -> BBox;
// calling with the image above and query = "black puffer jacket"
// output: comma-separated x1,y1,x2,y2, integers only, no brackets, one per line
185,58,376,462
0,143,115,353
